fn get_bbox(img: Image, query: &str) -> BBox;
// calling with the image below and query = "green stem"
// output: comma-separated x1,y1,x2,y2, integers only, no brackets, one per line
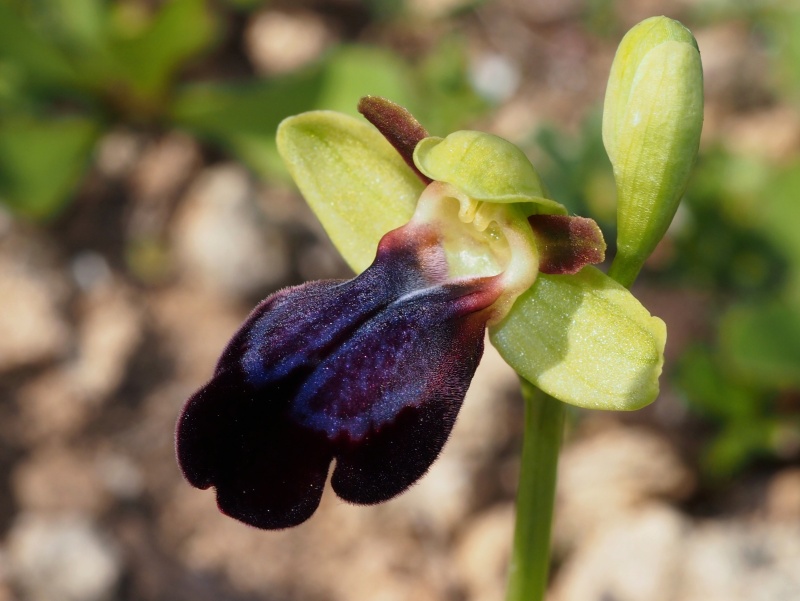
505,379,566,601
607,253,643,289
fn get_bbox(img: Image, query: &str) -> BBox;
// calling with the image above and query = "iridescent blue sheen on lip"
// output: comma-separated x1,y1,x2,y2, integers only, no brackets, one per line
238,228,436,389
291,279,499,440
175,223,502,529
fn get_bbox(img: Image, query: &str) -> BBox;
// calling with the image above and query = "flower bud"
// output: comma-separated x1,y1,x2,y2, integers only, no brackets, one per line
603,16,704,287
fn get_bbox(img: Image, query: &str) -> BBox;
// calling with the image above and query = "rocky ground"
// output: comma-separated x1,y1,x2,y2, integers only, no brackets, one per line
1,1,800,600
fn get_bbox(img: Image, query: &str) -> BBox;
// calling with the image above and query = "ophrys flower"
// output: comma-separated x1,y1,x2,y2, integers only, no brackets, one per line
176,97,665,529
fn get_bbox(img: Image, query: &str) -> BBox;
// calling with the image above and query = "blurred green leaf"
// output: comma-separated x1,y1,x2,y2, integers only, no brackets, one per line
760,4,800,103
641,148,789,296
363,0,405,20
173,45,419,178
108,0,216,102
675,346,762,420
0,114,98,218
0,1,78,89
222,0,267,11
759,164,800,300
314,46,417,117
721,302,800,389
703,419,775,478
416,36,487,134
172,68,325,178
664,201,788,297
688,153,800,300
28,0,107,52
685,148,769,217
533,113,616,226
674,345,791,478
583,0,620,37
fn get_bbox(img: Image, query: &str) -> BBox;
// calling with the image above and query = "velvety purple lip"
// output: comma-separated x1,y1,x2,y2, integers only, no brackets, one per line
176,224,502,529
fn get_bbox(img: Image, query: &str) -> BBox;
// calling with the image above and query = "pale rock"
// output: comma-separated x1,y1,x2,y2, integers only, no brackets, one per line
173,164,290,300
127,132,202,245
150,286,245,381
130,132,200,204
722,106,800,161
554,504,800,601
258,184,323,229
454,504,514,601
491,98,545,144
16,370,90,442
553,504,688,601
245,10,332,75
470,53,521,103
319,538,445,601
678,520,800,601
70,251,113,293
554,425,694,551
613,0,687,29
71,281,142,402
12,447,107,514
694,22,769,106
766,468,800,521
15,281,142,443
7,513,121,601
392,453,473,535
95,452,144,501
94,129,144,180
0,254,70,372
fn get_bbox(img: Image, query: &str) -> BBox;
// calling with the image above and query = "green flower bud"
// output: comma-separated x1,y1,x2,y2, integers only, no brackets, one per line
603,16,704,287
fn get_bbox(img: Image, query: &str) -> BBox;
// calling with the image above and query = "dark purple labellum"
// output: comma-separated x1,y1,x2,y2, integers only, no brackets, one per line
176,225,502,529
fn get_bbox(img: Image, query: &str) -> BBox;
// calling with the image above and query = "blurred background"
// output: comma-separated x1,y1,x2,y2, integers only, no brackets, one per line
1,0,799,599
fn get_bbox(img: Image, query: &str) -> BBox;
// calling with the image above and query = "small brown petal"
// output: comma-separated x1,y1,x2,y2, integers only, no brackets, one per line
529,215,607,275
358,96,432,184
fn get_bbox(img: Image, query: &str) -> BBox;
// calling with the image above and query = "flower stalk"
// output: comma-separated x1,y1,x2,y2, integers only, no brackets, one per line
506,383,565,601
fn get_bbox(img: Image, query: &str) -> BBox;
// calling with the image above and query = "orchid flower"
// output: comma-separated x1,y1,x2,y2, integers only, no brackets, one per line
176,96,666,530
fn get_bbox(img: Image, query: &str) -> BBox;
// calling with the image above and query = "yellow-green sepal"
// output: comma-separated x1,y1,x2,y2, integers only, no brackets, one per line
489,266,666,411
413,131,568,215
277,111,425,274
603,17,704,287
